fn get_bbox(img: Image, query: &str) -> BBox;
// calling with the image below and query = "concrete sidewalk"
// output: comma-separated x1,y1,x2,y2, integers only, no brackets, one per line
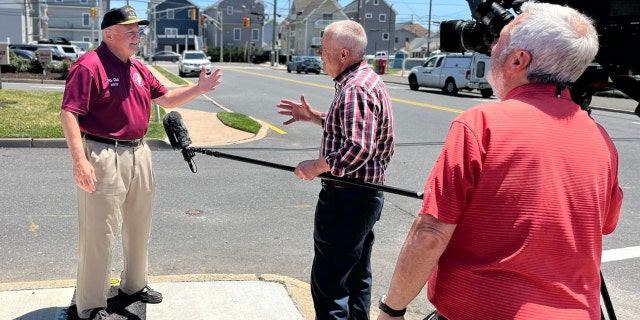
0,274,315,320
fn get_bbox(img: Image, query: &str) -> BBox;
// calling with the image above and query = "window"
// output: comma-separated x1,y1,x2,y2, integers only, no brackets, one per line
167,9,174,19
233,28,241,40
365,13,372,19
322,13,333,21
188,29,194,36
82,13,90,26
476,61,487,77
252,29,259,41
80,0,87,3
379,14,386,22
164,28,178,36
373,0,379,5
82,36,91,42
382,33,389,40
227,6,234,15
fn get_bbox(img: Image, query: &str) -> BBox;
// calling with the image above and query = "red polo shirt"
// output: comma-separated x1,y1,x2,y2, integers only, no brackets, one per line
421,84,623,319
61,44,168,140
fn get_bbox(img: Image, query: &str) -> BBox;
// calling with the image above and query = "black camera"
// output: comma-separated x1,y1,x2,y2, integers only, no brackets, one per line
440,0,516,55
440,0,640,115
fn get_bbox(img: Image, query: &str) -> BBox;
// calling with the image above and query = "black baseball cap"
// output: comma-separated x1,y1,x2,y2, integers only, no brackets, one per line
101,6,150,30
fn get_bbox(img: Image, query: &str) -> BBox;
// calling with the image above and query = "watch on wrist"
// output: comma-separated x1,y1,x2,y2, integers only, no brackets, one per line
378,294,406,317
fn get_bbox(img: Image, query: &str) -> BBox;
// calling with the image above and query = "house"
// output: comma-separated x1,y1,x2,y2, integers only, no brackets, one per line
202,0,266,52
148,0,202,55
0,0,110,45
407,34,441,58
395,22,431,55
343,0,396,55
282,0,347,57
0,0,29,44
43,0,110,46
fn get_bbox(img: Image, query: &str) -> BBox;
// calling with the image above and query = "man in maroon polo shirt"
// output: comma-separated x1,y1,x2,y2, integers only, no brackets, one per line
60,6,222,320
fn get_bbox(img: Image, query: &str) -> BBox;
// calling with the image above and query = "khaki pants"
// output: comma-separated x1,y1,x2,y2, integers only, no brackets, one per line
75,140,155,319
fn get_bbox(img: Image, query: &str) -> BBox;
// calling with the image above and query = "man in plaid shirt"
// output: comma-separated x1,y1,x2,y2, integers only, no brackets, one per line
277,20,395,320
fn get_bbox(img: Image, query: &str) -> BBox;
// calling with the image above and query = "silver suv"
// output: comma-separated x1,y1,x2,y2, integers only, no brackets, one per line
178,50,211,77
286,56,321,74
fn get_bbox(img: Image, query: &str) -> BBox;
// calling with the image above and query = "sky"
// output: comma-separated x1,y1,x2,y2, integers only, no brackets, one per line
109,0,474,31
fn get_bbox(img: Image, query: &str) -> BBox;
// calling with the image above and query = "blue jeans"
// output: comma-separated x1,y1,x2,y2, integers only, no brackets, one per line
311,184,384,320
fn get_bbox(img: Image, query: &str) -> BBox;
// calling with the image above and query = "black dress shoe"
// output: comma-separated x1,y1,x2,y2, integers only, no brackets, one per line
89,309,118,320
118,285,163,304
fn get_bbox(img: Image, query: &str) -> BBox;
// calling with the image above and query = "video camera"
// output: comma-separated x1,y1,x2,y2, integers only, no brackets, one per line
440,0,640,115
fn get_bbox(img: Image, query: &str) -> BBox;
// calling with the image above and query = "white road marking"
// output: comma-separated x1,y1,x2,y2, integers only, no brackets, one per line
602,246,640,262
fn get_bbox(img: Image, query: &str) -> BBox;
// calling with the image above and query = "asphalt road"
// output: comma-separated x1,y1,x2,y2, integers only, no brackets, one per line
1,63,639,319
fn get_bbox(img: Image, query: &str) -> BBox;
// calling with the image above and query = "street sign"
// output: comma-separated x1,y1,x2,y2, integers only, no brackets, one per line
0,44,9,65
38,48,53,64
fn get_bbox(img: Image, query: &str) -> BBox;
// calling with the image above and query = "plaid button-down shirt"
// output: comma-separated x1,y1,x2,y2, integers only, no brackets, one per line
320,60,395,184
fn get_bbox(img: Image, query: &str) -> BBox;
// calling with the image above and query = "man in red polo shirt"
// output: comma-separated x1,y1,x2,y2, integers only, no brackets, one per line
60,6,222,320
377,3,623,320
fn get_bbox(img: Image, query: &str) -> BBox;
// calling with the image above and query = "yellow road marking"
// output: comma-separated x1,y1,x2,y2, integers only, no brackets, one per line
223,68,466,134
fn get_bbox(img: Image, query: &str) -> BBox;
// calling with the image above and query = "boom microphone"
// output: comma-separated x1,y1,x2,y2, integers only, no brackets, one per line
163,111,197,172
162,112,423,199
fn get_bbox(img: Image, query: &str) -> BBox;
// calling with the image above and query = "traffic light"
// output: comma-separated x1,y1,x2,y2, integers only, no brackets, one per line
200,15,205,25
90,7,98,18
191,9,197,20
243,17,250,28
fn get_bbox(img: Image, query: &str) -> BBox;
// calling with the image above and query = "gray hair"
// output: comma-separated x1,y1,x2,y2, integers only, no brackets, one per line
325,20,367,59
498,2,599,85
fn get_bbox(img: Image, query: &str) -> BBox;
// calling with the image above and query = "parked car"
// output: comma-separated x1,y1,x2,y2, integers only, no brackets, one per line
287,56,322,74
10,49,37,61
250,50,290,64
178,50,212,77
9,43,66,67
152,51,181,62
55,44,82,60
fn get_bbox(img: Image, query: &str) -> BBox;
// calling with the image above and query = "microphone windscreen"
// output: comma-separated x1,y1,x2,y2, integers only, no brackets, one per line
163,111,192,150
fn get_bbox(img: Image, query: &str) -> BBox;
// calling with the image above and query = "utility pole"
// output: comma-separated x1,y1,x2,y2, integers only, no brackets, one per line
427,0,432,54
271,0,277,66
388,4,393,55
219,11,223,63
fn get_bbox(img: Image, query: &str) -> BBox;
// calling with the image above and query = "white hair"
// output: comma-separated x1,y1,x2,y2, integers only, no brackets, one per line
325,20,367,59
499,2,599,84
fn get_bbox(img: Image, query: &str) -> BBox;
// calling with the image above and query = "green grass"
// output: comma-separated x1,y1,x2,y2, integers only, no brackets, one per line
217,112,261,134
0,89,165,139
0,90,65,138
152,65,190,86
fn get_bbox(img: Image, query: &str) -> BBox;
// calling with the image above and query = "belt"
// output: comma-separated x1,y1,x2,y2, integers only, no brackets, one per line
321,179,361,189
82,133,144,148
